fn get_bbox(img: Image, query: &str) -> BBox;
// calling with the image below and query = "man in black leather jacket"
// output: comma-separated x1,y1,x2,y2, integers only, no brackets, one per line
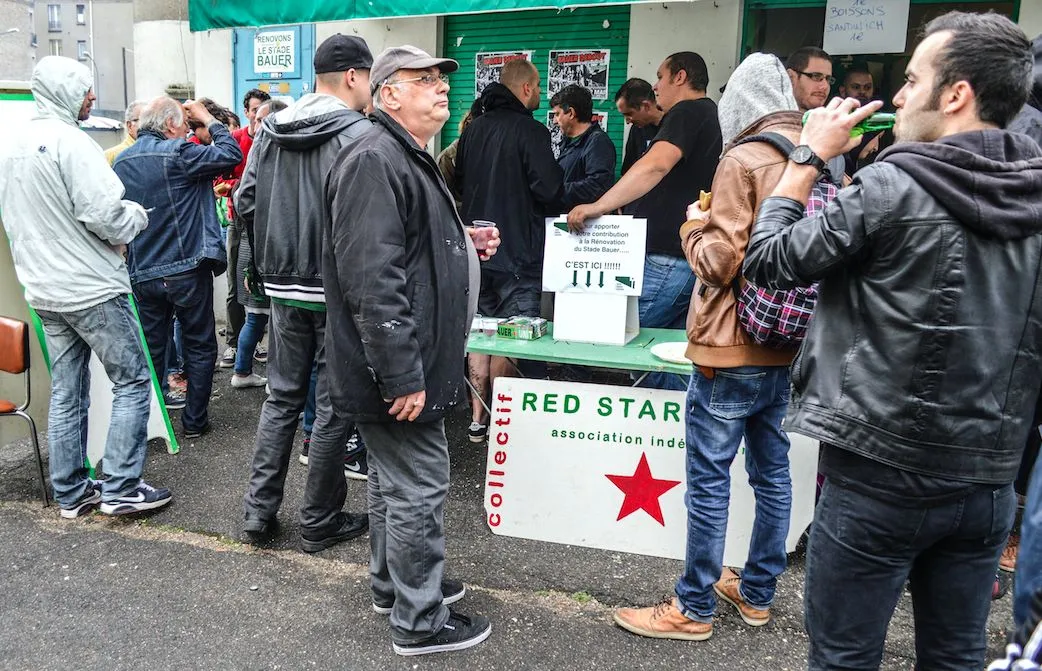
744,12,1042,670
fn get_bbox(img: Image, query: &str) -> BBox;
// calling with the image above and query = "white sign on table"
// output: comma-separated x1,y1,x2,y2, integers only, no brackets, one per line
543,216,646,345
543,216,645,295
254,30,296,74
823,0,910,55
484,378,818,566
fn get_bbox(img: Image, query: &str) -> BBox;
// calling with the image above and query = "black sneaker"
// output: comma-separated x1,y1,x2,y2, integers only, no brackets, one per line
392,610,492,656
163,389,186,411
59,481,102,519
373,579,466,615
184,425,210,439
300,512,369,553
298,433,311,466
344,450,368,482
467,422,488,444
99,481,172,516
242,516,279,545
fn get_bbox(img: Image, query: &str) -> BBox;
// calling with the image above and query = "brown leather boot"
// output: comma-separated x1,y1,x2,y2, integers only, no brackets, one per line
714,568,770,627
613,598,713,641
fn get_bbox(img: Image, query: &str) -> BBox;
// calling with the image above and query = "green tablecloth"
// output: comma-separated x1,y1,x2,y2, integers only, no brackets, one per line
466,324,693,376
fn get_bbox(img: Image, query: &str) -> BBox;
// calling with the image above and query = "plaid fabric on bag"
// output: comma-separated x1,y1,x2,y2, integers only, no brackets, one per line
736,178,838,349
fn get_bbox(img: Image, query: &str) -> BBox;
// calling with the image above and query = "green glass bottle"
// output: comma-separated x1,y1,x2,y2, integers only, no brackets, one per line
801,111,896,137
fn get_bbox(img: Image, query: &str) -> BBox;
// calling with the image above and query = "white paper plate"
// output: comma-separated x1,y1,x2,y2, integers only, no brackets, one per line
650,341,691,365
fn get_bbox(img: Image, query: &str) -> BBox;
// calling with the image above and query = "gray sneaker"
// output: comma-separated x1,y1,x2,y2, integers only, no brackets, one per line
218,347,236,369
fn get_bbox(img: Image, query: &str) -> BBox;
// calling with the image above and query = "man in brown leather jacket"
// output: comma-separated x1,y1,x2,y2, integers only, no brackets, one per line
613,53,806,642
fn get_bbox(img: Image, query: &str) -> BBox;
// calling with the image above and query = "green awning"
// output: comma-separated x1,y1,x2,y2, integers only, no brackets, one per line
188,0,656,31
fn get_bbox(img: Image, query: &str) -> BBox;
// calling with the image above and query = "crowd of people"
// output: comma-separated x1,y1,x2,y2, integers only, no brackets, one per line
1,10,1042,665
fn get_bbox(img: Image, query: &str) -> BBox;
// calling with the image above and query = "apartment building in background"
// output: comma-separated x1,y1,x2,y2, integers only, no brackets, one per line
0,0,33,80
0,0,134,114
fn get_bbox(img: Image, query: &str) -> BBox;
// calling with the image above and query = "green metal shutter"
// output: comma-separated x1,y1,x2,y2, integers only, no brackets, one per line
442,6,631,174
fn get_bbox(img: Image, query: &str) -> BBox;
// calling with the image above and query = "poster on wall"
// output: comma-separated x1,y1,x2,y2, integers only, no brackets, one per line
547,110,608,159
474,51,533,98
547,49,610,100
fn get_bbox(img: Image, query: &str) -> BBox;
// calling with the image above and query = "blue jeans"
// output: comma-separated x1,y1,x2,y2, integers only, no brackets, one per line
806,479,1015,670
133,268,217,433
638,254,695,391
675,365,792,622
302,361,318,434
36,296,152,506
234,312,268,375
165,317,183,375
1016,452,1042,629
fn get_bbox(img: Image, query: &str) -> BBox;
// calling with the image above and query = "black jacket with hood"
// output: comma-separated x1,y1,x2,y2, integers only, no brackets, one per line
1010,35,1042,146
744,130,1042,486
456,82,564,278
323,110,473,422
235,94,371,305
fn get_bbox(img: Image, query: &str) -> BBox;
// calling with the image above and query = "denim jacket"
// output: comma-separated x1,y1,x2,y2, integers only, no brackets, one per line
113,123,242,283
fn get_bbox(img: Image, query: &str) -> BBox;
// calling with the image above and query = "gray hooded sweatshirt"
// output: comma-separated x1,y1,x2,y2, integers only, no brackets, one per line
717,53,798,149
0,56,148,312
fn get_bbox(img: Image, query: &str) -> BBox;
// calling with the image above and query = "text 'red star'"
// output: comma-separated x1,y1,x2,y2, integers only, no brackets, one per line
605,453,682,526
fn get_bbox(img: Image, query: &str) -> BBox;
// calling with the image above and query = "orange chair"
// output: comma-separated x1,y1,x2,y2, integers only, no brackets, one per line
0,316,49,505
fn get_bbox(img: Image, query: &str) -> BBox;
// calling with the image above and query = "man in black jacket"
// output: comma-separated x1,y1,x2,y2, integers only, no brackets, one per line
457,58,564,442
325,45,499,657
743,13,1042,669
235,34,372,549
550,84,616,209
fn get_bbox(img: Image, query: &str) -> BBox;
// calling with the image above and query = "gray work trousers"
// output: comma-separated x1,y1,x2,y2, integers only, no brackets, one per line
358,419,451,643
242,302,353,532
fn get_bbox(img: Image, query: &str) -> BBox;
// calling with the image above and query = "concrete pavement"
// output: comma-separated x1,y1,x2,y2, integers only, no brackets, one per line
0,367,1016,670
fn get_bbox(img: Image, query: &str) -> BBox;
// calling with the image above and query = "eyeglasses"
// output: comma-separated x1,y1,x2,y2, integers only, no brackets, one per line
384,73,450,88
797,70,836,86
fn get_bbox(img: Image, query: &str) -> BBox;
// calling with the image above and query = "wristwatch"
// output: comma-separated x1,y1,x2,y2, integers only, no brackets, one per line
789,145,827,173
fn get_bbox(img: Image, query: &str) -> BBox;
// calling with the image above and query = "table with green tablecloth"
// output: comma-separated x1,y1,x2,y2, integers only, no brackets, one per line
467,323,691,377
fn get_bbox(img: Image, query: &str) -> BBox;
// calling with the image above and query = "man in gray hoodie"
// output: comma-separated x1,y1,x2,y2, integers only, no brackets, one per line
614,53,807,643
235,34,373,549
0,56,170,517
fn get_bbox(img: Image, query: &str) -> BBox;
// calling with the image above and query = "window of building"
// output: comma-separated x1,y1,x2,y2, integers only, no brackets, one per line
30,32,38,48
76,4,86,25
47,4,60,32
77,40,87,60
49,39,62,57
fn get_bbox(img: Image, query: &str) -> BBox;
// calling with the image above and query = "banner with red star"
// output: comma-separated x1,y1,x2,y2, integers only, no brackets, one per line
484,378,818,564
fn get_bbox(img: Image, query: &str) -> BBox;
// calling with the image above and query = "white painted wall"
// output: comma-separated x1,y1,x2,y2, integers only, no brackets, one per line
627,0,743,102
133,19,194,101
314,17,439,59
1021,2,1042,40
193,29,234,108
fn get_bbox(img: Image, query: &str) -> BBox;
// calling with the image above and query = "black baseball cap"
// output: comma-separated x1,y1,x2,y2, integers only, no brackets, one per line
314,34,373,75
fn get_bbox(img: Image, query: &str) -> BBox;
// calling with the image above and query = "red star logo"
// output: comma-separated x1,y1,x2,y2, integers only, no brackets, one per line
605,453,682,526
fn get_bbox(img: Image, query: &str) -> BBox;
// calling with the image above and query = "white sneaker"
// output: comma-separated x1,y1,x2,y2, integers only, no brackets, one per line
219,346,236,369
231,373,268,388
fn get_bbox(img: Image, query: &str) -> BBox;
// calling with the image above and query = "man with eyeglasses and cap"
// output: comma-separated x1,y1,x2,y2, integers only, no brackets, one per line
324,44,500,656
786,46,835,113
235,33,373,550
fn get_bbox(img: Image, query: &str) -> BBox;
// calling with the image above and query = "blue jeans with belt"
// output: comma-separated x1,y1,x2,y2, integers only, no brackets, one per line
638,254,695,391
674,365,792,621
36,295,152,506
